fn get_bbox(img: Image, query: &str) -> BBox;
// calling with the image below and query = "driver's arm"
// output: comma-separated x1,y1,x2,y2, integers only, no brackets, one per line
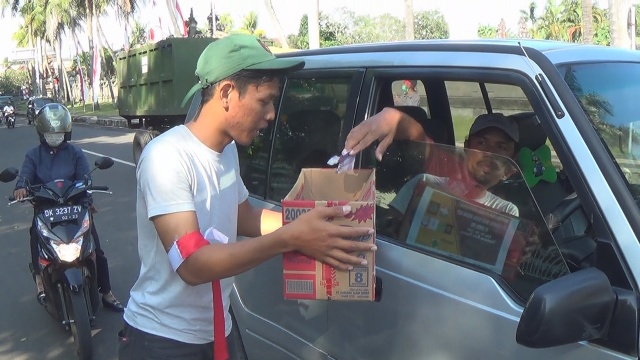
74,148,92,182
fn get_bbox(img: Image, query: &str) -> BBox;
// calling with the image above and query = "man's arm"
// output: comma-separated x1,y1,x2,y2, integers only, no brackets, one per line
15,151,36,189
153,205,375,286
237,199,281,237
74,147,92,182
344,107,429,161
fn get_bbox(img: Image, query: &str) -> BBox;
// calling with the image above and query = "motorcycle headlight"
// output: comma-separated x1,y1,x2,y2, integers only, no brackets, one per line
51,238,83,263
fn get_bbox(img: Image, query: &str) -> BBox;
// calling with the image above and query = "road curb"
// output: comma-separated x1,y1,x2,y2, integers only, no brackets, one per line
73,115,128,128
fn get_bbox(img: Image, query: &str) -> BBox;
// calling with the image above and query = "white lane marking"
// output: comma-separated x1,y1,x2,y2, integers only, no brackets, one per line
82,149,135,167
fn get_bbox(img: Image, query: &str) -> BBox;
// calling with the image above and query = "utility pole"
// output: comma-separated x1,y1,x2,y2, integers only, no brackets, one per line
405,0,414,40
610,0,639,49
309,0,320,49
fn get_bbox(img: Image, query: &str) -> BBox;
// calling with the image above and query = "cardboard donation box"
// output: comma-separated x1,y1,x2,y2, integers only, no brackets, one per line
282,169,376,301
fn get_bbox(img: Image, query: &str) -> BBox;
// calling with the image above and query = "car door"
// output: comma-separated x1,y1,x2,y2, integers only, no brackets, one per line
233,68,365,360
318,63,637,359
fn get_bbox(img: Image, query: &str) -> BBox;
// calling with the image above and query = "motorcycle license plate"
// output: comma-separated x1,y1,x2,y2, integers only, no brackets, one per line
43,205,83,222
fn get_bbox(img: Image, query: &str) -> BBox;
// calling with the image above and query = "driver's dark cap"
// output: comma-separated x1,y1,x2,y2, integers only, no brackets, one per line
469,112,519,143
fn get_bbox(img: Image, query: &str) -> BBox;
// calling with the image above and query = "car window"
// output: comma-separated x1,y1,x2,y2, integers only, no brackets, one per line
446,81,532,143
267,76,353,202
372,75,594,302
392,79,429,115
376,140,570,302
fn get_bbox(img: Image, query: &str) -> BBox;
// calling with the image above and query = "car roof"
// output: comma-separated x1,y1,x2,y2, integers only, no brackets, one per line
277,39,640,66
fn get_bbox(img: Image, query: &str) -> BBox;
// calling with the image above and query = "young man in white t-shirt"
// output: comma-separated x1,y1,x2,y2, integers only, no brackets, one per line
119,34,377,360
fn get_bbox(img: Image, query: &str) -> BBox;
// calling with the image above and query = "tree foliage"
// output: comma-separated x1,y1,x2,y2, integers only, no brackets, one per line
510,0,611,45
0,68,30,95
478,25,498,39
414,10,449,40
288,8,448,49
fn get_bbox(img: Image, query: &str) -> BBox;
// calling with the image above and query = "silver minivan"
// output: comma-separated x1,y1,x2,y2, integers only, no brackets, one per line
227,40,640,359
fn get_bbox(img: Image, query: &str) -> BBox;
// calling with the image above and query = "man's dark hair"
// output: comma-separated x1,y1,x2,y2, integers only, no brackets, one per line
195,69,286,119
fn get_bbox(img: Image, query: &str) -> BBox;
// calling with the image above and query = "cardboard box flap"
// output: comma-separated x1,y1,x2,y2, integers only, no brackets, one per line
284,169,375,202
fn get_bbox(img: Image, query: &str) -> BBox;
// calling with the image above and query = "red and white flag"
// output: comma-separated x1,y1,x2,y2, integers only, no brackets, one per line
171,0,187,37
92,45,101,103
149,0,164,42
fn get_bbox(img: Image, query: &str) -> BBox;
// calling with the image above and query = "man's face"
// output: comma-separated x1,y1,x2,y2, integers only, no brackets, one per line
225,80,280,146
465,127,517,188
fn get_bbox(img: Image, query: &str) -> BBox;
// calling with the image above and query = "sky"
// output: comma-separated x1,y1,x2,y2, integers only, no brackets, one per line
0,0,606,60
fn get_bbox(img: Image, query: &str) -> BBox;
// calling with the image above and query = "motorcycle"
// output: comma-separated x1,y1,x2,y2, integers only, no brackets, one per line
5,110,15,128
0,156,114,360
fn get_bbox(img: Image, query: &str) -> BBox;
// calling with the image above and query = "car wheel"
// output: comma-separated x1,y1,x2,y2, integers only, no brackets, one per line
132,130,157,165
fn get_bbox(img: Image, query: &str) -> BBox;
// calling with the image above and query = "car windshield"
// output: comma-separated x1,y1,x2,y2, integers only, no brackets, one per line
557,62,640,197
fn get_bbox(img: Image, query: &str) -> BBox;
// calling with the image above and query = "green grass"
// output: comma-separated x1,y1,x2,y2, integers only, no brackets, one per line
67,101,119,117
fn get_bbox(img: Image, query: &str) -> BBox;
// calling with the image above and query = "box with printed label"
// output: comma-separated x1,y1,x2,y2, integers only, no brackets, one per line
281,168,376,301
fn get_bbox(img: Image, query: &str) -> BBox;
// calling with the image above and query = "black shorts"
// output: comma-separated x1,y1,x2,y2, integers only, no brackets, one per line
118,321,236,360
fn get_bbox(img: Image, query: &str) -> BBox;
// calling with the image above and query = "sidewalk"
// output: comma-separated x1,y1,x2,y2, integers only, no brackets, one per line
72,115,128,128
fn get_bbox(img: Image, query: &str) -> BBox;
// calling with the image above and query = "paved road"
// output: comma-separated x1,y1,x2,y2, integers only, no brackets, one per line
0,116,138,360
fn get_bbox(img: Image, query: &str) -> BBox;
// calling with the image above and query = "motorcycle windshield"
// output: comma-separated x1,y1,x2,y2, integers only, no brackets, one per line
376,141,570,302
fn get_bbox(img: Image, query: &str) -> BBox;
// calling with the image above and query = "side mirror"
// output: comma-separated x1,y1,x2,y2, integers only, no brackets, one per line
95,157,114,170
0,167,19,183
516,267,615,348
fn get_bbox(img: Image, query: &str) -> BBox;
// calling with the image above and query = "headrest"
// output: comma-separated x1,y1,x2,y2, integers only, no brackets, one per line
392,106,447,144
510,112,547,150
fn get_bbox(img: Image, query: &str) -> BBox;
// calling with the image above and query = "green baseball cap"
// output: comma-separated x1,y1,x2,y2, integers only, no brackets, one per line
181,34,305,107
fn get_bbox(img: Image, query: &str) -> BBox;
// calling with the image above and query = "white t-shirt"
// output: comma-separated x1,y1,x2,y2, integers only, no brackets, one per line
390,174,519,217
124,125,249,344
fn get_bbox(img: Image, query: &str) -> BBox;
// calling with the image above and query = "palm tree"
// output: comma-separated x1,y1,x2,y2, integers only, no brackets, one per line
2,0,48,96
241,11,258,35
582,0,594,43
130,20,147,47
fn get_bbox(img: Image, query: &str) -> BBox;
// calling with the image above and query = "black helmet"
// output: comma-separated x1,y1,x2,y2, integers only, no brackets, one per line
35,103,72,147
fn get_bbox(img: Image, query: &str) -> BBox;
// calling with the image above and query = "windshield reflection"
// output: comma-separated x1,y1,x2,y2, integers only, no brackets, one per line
559,62,640,188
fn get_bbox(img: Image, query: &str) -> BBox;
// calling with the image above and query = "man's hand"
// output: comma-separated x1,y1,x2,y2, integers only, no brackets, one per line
344,108,402,161
13,188,27,201
278,205,377,271
344,107,428,161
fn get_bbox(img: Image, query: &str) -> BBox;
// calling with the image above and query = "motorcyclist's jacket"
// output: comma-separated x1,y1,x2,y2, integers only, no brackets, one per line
15,142,91,190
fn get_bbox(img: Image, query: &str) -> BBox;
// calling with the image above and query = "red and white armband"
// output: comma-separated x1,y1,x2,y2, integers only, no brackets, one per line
167,228,229,271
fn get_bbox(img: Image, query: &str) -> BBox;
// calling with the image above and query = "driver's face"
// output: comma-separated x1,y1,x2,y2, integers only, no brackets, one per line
465,128,516,187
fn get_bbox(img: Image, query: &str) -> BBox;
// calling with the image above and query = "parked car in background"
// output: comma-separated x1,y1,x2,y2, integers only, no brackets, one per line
0,96,13,108
27,97,56,125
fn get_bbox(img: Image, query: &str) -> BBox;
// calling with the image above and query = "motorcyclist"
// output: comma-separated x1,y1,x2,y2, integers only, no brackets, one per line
3,100,14,124
12,103,124,312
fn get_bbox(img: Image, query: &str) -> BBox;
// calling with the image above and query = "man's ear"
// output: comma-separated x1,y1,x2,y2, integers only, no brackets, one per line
217,81,235,108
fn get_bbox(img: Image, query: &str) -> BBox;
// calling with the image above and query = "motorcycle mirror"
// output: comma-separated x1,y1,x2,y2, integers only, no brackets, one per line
95,157,114,170
0,167,19,183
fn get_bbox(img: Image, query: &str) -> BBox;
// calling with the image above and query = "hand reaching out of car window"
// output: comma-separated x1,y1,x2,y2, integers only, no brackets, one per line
344,107,429,161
